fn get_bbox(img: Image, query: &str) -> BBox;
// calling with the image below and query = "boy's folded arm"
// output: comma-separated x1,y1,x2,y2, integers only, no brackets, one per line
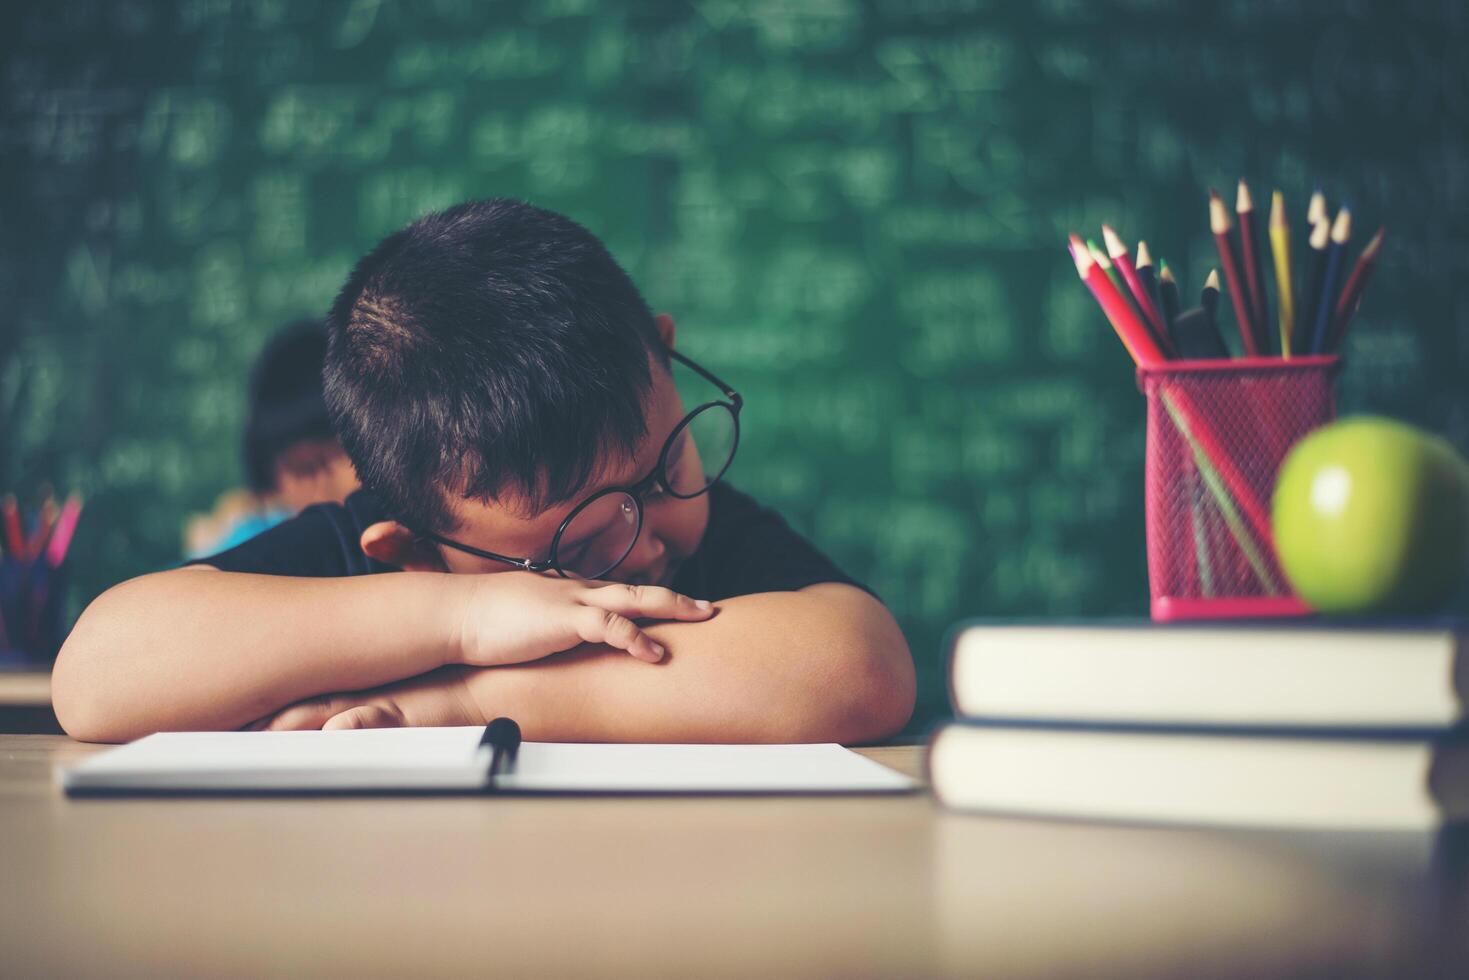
466,583,915,745
51,566,464,742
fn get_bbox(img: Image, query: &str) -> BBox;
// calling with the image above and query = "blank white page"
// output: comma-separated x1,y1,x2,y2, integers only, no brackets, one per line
61,727,491,792
500,742,915,793
59,728,915,795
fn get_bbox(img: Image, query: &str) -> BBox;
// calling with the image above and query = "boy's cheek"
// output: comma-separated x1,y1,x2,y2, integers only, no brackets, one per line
673,493,711,555
656,494,710,579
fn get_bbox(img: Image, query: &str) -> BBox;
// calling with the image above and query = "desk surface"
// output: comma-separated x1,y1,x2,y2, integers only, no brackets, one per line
1,735,1462,979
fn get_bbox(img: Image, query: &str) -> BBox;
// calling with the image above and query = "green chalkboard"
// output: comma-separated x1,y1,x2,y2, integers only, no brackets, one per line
3,0,1468,728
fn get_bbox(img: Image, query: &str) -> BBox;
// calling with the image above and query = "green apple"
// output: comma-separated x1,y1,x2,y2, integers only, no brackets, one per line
1272,416,1469,614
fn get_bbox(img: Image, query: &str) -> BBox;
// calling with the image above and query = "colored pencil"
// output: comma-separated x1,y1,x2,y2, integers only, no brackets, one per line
1268,190,1296,358
1329,226,1384,351
1158,261,1181,334
1236,180,1270,354
1089,238,1159,348
1201,268,1221,335
44,495,83,568
1302,189,1327,344
1135,239,1161,324
1104,226,1157,326
27,491,57,562
1087,239,1129,304
1103,226,1173,356
1306,188,1327,230
1310,207,1352,354
1299,219,1331,355
1,496,22,558
1209,189,1258,356
1069,236,1166,367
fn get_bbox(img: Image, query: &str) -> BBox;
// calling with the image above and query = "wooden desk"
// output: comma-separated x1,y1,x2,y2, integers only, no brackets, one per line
0,736,1461,978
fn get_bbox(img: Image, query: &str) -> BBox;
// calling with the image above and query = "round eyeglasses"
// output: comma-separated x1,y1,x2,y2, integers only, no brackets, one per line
420,349,741,580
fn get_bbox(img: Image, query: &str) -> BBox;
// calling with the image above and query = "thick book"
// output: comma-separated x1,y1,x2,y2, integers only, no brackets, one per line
58,727,916,796
948,621,1468,728
928,720,1469,830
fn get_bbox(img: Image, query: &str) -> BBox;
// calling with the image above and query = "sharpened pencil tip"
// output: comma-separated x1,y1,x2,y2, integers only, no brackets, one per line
1270,190,1285,226
1204,269,1220,290
1209,193,1231,233
1307,190,1327,227
1135,239,1153,268
1068,237,1093,277
1310,218,1330,250
1236,179,1254,212
1101,224,1126,258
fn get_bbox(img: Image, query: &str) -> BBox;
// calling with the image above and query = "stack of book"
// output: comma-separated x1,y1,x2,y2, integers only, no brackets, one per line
928,622,1469,829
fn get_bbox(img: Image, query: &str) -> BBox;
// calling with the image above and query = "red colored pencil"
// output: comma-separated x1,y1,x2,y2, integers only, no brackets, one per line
1209,189,1258,356
1329,226,1384,351
1102,225,1175,357
1,496,23,558
1069,235,1166,367
1236,180,1270,355
44,494,84,567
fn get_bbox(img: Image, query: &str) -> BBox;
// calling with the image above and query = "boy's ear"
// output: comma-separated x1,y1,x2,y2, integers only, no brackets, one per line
654,313,676,350
360,522,448,572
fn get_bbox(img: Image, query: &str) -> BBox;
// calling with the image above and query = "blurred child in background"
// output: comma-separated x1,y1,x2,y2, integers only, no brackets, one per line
184,319,359,557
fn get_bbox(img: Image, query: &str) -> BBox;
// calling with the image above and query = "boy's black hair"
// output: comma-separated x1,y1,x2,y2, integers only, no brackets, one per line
243,318,335,494
324,198,665,533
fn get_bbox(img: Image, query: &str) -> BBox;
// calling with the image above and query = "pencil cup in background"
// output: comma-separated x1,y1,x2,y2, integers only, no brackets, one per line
0,558,71,664
1138,357,1338,622
0,492,81,664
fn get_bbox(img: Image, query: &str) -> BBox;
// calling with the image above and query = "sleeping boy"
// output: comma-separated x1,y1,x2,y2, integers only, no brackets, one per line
53,199,915,743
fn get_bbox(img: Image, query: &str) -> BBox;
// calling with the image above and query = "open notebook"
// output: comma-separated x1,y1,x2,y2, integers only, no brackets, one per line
58,726,916,796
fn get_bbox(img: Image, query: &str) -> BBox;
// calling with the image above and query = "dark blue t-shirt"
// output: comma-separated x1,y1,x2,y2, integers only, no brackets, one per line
192,483,868,602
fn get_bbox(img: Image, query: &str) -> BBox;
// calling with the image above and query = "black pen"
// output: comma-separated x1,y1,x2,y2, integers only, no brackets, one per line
478,717,522,784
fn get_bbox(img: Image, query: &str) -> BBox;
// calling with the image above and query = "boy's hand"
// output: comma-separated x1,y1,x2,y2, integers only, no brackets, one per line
255,665,484,731
254,576,716,733
453,573,715,667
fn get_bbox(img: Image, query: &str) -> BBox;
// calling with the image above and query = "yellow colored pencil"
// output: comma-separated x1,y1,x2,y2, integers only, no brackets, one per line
1268,190,1295,358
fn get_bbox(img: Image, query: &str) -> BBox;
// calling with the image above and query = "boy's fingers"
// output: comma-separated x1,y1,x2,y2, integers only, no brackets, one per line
583,583,714,622
323,704,403,731
260,697,343,731
576,607,665,663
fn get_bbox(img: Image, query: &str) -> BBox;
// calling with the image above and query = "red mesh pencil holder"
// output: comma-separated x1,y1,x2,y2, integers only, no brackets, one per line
1139,356,1339,622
